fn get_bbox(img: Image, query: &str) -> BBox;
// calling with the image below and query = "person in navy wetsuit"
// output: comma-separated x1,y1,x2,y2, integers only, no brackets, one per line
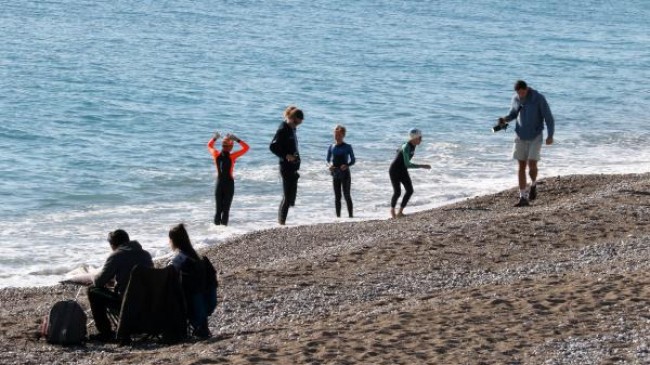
327,124,356,218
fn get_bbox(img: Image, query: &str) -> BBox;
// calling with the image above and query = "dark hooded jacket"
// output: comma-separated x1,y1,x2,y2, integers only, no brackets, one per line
93,240,154,296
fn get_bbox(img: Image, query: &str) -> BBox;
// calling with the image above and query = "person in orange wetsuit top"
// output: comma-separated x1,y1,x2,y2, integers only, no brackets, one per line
207,132,249,225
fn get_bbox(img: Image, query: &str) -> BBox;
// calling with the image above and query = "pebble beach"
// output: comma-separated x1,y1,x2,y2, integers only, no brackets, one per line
1,173,649,364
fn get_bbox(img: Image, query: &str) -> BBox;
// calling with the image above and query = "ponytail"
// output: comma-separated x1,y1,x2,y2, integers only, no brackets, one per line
169,223,200,261
283,105,298,120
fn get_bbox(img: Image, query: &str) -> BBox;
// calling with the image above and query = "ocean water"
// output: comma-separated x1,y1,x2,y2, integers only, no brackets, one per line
1,0,648,288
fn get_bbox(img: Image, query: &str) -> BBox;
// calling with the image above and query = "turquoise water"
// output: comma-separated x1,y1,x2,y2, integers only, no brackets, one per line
1,0,649,287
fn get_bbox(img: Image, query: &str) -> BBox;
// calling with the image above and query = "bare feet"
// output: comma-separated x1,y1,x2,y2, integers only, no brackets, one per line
390,208,396,219
396,211,405,218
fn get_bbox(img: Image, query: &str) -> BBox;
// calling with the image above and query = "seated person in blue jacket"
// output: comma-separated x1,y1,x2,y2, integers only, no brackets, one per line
168,223,217,338
87,229,153,342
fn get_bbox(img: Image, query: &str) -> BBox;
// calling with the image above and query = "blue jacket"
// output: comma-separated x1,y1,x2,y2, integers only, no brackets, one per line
504,88,555,140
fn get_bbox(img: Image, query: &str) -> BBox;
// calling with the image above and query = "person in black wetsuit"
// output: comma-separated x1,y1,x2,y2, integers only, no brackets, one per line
326,124,355,218
269,106,304,225
208,133,249,226
389,128,431,218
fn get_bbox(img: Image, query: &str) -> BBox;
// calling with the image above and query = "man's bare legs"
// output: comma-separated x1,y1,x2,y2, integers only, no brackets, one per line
518,160,528,192
516,159,538,206
528,160,537,183
528,160,538,200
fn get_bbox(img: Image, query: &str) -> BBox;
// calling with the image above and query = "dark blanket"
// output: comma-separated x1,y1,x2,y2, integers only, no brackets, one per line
116,265,187,342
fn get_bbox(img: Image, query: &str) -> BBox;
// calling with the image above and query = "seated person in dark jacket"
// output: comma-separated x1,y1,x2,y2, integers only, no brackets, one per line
87,229,153,342
167,223,217,338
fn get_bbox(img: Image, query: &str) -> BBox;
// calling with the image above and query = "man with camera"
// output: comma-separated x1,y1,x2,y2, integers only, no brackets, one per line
496,80,555,207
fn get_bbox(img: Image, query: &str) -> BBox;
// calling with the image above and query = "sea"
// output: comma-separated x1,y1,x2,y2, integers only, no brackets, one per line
1,0,648,288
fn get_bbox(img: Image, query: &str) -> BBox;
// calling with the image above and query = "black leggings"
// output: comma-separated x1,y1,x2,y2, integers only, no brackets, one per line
279,169,299,223
332,171,353,217
87,286,122,335
215,178,235,225
390,169,413,209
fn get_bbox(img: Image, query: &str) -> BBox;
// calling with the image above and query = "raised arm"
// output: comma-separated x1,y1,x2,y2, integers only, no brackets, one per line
231,139,250,159
207,135,220,158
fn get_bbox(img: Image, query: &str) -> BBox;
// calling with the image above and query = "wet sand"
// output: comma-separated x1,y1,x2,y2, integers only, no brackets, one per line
1,173,649,364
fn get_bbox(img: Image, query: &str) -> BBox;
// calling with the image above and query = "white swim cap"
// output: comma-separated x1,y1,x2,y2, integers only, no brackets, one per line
408,128,422,140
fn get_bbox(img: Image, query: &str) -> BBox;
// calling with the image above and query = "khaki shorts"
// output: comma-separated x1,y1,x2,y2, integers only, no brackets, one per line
512,134,543,161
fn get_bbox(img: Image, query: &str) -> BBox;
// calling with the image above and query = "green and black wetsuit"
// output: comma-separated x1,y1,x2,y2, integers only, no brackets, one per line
389,141,421,209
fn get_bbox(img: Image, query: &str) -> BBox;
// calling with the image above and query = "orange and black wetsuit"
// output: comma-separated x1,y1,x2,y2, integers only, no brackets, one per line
207,138,249,225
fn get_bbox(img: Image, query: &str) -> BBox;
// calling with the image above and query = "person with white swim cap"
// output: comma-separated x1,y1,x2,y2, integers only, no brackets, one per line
388,128,431,218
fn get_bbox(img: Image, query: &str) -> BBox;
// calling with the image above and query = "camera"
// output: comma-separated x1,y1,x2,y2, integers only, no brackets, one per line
492,119,509,133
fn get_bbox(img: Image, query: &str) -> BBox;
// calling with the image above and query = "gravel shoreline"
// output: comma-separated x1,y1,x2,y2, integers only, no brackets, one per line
1,173,649,364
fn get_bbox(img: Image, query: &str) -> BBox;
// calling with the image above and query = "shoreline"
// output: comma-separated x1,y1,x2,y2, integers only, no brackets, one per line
2,172,649,364
5,187,477,291
1,167,642,290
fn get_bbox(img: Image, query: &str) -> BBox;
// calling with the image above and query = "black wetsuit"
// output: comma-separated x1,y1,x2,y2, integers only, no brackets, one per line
215,151,235,225
389,142,417,209
269,121,300,224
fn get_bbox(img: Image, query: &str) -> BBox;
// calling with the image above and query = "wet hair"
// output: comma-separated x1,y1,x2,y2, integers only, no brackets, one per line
284,106,303,122
107,229,130,247
514,80,528,91
334,124,346,136
169,223,200,261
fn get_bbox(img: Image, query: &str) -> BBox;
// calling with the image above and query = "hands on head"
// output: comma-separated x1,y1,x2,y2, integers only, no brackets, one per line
225,133,240,142
214,132,243,142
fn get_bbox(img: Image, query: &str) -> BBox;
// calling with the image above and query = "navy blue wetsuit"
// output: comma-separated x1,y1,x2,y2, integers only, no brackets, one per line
326,142,356,217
